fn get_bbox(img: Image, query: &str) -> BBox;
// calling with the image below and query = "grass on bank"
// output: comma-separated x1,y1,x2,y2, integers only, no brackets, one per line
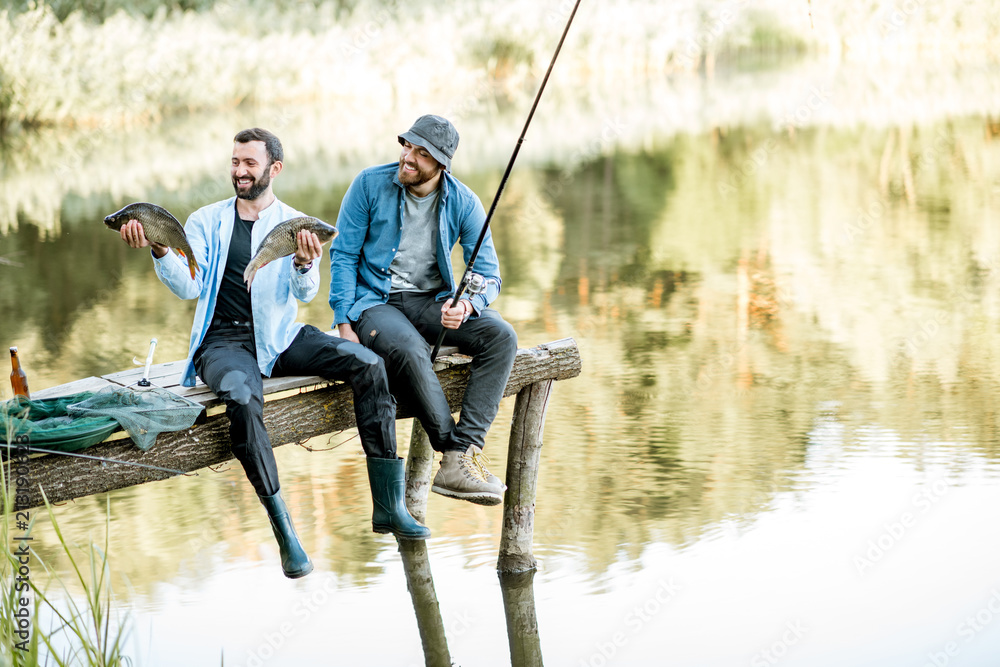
0,404,132,667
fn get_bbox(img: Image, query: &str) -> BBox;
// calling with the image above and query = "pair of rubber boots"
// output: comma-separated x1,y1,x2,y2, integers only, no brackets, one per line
259,457,430,579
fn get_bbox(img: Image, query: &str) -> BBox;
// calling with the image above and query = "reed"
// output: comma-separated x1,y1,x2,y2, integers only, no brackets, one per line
1,0,995,133
0,401,133,666
31,492,131,667
0,404,42,667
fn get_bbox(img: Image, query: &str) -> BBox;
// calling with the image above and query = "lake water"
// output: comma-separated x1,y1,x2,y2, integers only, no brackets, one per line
4,60,1000,666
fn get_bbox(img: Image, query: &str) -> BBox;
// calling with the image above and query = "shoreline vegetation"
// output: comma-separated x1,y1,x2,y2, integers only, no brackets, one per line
2,57,1000,235
1,430,131,666
0,0,998,133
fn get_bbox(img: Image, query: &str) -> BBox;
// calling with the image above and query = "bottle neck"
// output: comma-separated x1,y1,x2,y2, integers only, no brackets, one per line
10,351,19,372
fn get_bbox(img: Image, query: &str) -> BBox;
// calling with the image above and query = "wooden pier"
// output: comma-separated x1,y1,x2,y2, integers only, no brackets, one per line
22,336,582,573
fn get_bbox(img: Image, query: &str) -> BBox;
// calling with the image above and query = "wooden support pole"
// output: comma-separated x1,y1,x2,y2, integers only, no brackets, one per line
498,379,553,574
499,569,544,667
404,419,435,524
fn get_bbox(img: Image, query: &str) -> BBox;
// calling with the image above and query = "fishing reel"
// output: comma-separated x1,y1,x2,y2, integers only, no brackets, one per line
463,272,497,295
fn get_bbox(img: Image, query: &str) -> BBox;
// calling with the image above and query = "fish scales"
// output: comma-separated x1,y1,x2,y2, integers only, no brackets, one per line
104,202,199,279
243,216,338,289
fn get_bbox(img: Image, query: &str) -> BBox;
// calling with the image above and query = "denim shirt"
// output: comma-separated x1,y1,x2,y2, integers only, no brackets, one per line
153,197,320,386
329,162,502,326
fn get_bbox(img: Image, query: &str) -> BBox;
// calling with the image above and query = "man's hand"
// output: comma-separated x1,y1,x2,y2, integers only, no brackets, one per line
338,322,360,344
120,220,168,258
440,298,471,330
294,230,322,268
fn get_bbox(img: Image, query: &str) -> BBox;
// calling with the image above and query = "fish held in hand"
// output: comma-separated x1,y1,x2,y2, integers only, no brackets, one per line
104,202,199,279
243,216,337,289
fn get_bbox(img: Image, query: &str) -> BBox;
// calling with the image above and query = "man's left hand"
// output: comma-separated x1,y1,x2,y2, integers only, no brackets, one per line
294,230,322,267
441,298,471,330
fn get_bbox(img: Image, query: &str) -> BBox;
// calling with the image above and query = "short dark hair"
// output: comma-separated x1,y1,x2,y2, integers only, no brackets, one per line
233,128,283,165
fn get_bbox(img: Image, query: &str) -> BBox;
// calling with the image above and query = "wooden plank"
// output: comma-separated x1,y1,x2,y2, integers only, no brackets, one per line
262,375,335,394
103,359,188,386
31,377,119,400
91,343,462,404
11,339,581,510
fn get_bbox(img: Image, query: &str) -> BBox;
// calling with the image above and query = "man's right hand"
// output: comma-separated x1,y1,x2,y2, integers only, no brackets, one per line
338,322,360,344
120,220,169,258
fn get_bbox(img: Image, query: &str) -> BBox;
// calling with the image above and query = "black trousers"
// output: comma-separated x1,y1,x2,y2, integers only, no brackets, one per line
194,324,397,496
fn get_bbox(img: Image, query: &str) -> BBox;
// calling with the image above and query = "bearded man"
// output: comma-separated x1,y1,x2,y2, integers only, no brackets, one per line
117,128,429,579
329,115,518,507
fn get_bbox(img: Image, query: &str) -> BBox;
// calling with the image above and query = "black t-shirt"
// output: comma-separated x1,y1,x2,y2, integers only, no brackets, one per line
211,209,255,326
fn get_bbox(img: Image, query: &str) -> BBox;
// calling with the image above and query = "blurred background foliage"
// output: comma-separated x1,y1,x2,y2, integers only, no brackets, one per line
2,0,997,132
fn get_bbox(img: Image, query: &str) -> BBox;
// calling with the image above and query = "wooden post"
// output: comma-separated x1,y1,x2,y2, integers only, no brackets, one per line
399,539,452,667
499,569,544,667
405,419,435,524
497,379,553,573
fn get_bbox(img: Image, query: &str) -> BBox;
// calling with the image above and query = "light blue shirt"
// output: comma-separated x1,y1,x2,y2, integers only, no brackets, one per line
153,197,320,386
329,162,502,325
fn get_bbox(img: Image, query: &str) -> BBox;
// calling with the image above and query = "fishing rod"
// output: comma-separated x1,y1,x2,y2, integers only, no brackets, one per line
1,443,188,476
431,0,583,360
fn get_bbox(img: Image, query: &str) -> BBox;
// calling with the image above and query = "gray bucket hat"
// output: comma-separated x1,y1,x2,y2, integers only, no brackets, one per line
398,114,460,172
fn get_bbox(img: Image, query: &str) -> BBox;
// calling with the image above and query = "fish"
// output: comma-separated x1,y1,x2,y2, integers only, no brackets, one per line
243,216,338,289
104,202,199,279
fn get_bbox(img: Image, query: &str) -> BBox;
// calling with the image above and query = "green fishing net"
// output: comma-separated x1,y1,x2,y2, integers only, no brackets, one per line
1,386,204,453
0,393,120,453
66,386,204,451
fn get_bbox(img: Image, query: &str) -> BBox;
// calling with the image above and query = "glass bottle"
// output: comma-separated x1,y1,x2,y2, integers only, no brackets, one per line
9,346,30,400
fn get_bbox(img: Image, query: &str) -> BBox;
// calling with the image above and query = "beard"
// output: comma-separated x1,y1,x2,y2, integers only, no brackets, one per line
233,167,272,200
397,159,439,189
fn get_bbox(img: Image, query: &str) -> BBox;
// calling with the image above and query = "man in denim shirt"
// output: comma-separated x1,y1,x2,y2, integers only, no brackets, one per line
117,128,430,579
330,115,518,506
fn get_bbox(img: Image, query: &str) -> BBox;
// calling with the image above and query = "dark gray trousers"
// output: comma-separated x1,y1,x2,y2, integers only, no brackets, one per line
353,291,517,453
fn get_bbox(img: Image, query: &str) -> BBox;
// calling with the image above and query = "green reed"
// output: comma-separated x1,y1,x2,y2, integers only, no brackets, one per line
2,0,995,133
0,400,132,666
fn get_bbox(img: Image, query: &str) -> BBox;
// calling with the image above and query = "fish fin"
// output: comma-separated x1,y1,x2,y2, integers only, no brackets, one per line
242,265,256,290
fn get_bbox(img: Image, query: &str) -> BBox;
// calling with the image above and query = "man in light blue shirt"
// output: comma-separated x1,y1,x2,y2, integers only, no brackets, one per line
330,115,518,507
117,128,430,579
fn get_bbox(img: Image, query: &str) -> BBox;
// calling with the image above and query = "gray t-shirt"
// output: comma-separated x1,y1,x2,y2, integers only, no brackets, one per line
390,187,444,292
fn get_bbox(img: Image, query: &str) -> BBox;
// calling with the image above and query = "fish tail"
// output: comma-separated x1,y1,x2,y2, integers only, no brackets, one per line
180,245,198,279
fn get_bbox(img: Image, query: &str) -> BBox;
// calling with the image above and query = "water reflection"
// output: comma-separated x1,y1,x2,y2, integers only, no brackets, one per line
5,61,1000,665
9,112,1000,559
398,538,545,667
399,539,452,667
499,570,543,667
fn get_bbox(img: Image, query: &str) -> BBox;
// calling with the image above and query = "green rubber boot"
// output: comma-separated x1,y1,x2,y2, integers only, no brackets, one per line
259,490,314,579
367,457,432,540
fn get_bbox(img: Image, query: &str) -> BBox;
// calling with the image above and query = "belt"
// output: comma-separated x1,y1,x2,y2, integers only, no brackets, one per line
211,317,252,329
